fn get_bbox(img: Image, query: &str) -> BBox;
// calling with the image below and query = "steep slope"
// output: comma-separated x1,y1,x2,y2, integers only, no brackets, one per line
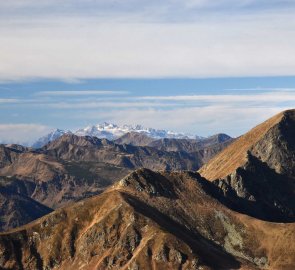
0,187,52,231
199,112,285,180
1,169,295,269
197,139,234,164
199,109,295,221
0,145,28,168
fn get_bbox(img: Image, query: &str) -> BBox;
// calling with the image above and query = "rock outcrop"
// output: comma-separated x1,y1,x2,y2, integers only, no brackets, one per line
199,109,295,221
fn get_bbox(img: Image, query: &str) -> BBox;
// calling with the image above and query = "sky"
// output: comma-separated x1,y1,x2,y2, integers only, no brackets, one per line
1,1,295,144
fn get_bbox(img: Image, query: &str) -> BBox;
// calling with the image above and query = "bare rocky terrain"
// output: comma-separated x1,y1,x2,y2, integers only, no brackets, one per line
1,168,295,269
0,132,231,231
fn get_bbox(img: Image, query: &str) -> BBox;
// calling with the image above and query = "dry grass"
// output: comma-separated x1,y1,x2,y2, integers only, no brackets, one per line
199,111,284,180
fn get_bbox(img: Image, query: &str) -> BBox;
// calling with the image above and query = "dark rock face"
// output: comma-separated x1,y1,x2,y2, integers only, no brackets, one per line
0,187,52,232
0,145,24,168
213,153,295,221
250,110,295,177
200,110,295,222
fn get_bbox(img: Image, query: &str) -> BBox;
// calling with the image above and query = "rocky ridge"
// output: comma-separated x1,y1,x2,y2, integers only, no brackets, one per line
0,169,295,269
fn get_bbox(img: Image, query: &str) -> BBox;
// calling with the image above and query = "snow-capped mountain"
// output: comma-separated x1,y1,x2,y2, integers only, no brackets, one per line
75,122,198,141
31,123,202,148
32,129,71,148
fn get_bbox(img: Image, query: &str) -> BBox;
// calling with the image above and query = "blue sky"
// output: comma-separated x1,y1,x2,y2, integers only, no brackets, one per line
1,77,295,144
1,1,295,143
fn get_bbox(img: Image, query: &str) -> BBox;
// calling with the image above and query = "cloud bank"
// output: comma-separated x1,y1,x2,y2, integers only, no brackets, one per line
0,124,51,145
0,1,295,81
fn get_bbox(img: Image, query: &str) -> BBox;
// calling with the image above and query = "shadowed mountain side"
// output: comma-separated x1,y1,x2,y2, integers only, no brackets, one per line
210,154,295,222
199,109,295,222
1,169,295,269
0,187,52,232
199,111,285,180
0,145,30,168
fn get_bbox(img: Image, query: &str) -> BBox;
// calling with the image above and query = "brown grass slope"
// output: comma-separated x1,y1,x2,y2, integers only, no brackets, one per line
0,169,295,269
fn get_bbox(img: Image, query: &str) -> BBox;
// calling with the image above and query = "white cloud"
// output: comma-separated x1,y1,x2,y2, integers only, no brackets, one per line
137,92,295,103
224,88,295,91
0,9,295,80
36,90,129,96
0,124,51,145
45,101,178,109
0,98,20,103
30,91,295,109
7,91,293,137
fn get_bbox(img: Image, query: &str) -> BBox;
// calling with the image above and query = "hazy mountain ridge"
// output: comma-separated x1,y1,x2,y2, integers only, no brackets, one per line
148,133,233,153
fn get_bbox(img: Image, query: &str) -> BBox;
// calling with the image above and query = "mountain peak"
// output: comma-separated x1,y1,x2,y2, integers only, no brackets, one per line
32,128,71,149
115,168,177,198
198,109,295,221
199,110,287,181
44,133,105,149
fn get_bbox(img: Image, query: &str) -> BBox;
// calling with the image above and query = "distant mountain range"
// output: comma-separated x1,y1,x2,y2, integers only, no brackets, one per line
0,132,233,232
32,122,204,148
